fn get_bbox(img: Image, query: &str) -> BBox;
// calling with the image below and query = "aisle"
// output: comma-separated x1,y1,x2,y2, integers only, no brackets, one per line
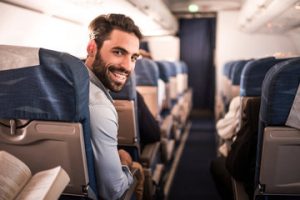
167,115,221,200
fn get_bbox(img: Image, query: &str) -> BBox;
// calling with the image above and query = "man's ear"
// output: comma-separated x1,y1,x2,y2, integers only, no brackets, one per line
85,39,97,69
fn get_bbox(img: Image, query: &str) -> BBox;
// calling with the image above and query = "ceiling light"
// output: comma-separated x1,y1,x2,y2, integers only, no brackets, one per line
188,4,199,13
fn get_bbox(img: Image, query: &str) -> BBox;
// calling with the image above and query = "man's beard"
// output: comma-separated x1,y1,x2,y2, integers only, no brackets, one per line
92,54,130,92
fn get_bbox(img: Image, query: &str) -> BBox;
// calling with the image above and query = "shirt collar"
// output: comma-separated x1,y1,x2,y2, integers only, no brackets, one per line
87,67,114,103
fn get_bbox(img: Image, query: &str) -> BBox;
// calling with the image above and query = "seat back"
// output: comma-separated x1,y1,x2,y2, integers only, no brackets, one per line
0,45,97,198
230,60,249,97
156,61,173,112
135,58,160,119
255,58,300,197
110,73,140,160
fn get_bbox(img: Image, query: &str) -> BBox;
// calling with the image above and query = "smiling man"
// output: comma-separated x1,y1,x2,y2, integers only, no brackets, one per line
85,14,143,200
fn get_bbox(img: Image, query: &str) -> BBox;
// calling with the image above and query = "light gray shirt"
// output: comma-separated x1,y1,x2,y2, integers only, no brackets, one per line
88,69,133,200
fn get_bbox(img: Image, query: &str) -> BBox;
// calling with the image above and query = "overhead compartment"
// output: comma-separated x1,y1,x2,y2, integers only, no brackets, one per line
239,0,300,33
126,0,178,35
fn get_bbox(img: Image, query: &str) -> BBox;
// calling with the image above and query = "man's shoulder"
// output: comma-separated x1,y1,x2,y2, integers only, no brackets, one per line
89,81,112,106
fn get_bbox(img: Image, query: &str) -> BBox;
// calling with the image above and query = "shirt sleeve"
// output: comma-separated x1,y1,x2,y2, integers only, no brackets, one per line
89,104,133,200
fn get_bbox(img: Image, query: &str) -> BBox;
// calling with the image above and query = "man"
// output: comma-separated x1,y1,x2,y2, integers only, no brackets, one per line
85,14,144,200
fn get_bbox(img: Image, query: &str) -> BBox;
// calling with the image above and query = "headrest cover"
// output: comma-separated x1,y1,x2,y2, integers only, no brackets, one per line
111,73,137,101
0,45,40,70
0,45,89,122
240,57,288,97
135,58,159,86
260,58,300,125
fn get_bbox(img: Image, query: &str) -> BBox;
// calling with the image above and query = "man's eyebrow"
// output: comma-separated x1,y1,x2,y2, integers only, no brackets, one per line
112,46,128,53
113,46,140,57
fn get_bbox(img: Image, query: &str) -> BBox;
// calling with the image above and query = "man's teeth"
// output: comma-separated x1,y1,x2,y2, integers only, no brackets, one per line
113,71,126,80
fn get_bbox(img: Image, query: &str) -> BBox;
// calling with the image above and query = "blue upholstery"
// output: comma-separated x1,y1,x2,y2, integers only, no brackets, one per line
259,58,300,126
230,60,249,86
174,61,184,75
135,58,159,86
180,61,188,74
156,61,173,83
0,46,97,196
222,61,236,78
240,57,288,97
255,57,300,188
168,61,178,77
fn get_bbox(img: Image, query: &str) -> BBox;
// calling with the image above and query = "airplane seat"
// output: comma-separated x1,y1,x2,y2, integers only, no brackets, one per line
179,61,193,117
221,60,237,113
111,72,164,200
156,61,182,141
254,57,300,199
173,61,190,127
135,58,175,163
216,59,249,150
228,56,291,200
0,45,98,199
110,73,141,161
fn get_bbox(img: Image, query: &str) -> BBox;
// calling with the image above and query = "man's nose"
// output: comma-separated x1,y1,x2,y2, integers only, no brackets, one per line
122,56,134,72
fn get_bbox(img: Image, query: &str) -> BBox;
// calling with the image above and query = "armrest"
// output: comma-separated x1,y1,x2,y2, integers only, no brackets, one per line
140,142,161,168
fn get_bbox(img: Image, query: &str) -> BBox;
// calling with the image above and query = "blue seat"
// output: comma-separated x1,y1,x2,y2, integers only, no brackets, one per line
0,45,97,199
240,57,288,97
254,57,300,199
110,73,140,161
135,58,175,162
228,57,289,200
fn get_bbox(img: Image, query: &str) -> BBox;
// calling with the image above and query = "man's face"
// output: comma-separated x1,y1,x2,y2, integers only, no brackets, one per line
92,29,140,92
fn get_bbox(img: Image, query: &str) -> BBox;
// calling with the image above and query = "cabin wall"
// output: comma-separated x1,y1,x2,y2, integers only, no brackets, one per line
0,2,89,58
215,10,299,117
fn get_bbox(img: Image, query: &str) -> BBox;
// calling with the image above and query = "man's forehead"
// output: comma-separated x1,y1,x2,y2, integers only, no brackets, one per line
106,30,139,51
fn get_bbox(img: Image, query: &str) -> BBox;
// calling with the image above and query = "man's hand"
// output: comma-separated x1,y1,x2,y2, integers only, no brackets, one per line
118,149,133,168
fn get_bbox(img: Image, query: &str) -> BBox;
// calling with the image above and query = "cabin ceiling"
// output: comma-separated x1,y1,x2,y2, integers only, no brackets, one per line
165,0,242,16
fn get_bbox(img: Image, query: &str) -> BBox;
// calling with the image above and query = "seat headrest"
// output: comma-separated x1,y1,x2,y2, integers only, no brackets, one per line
260,58,300,125
222,61,237,79
0,45,89,122
135,58,159,86
156,61,173,83
230,60,249,86
240,57,289,97
178,61,188,74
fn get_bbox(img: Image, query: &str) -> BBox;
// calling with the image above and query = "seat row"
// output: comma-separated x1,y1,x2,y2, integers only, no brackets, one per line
214,56,300,200
0,45,193,200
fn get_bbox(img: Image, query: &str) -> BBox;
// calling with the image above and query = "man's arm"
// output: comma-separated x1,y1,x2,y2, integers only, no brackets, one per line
89,101,133,200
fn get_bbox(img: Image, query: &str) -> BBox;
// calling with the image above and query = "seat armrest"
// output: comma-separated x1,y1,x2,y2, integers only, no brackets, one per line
140,142,161,168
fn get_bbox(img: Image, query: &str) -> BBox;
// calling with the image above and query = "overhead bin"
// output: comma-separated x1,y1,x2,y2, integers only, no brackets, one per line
127,0,178,35
239,0,299,33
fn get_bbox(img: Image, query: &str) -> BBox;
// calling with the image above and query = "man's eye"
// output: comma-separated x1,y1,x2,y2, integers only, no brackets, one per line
113,50,123,56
